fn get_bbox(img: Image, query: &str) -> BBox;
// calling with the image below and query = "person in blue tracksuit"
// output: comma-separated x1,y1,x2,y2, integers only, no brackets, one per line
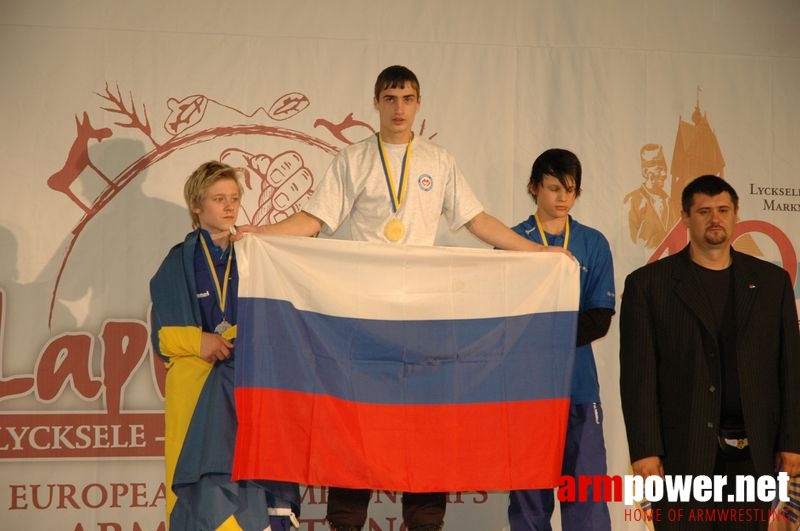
508,148,616,531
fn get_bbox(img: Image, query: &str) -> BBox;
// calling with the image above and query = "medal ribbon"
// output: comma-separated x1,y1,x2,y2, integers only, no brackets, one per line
376,132,412,213
199,233,233,320
534,214,570,250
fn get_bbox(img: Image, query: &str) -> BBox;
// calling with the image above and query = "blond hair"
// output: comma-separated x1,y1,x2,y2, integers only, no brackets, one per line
183,161,243,228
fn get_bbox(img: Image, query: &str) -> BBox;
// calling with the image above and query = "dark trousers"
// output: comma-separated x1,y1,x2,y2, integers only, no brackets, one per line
326,487,446,529
653,448,771,531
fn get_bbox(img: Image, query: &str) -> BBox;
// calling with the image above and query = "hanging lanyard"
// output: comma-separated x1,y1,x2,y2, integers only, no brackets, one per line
534,213,570,250
198,234,233,332
376,132,412,213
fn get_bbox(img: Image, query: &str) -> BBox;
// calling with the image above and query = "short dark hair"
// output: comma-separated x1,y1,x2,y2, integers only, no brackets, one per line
529,148,582,198
681,174,739,213
374,65,420,101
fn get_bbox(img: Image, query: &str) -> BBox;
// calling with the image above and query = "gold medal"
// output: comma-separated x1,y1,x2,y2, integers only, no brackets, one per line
384,218,405,241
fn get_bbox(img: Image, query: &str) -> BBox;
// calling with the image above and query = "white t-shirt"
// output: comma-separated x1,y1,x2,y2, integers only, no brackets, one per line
303,134,484,246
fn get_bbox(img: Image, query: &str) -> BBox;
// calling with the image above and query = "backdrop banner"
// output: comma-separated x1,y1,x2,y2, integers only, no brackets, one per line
2,1,799,529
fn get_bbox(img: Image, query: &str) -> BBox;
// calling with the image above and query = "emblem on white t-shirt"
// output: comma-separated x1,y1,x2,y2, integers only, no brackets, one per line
418,174,433,191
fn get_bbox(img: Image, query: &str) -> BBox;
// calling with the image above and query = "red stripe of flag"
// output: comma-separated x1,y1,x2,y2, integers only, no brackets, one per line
233,388,569,492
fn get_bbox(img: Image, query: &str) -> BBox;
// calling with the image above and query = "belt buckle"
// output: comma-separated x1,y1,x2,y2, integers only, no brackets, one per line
720,436,748,449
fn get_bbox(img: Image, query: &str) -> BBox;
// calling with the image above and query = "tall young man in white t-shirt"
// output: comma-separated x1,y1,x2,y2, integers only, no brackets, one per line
239,65,564,531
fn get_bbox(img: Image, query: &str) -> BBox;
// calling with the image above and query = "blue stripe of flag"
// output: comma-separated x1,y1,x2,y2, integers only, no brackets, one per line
235,297,576,405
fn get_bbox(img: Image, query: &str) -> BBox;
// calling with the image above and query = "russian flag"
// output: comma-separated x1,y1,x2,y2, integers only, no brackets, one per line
232,234,579,492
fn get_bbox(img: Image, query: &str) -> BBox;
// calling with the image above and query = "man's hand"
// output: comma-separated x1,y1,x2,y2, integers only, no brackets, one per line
776,451,800,477
231,224,257,242
199,332,233,362
632,456,665,480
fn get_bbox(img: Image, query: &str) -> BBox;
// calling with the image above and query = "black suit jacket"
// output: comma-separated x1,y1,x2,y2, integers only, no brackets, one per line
620,245,800,477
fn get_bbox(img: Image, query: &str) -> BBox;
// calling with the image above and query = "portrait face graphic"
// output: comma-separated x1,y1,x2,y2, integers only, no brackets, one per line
642,162,667,192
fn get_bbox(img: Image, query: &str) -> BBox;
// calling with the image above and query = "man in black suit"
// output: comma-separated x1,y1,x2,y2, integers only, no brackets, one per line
620,175,800,530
